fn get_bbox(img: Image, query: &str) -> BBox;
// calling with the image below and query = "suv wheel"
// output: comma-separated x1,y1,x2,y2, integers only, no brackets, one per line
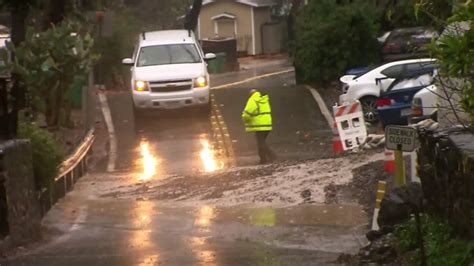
360,96,378,123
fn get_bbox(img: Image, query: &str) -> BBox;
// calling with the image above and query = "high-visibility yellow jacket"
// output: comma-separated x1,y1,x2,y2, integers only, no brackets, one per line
242,91,272,132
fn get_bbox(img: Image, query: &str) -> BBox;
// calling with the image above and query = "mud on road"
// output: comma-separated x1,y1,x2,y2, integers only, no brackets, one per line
95,152,384,209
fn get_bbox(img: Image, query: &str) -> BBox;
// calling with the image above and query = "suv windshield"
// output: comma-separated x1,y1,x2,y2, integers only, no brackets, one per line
137,44,201,67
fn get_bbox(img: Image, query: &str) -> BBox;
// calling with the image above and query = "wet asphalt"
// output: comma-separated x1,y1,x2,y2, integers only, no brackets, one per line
0,65,368,265
105,68,332,173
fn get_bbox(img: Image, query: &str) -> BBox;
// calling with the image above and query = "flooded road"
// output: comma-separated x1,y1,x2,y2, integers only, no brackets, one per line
0,66,374,265
2,198,367,266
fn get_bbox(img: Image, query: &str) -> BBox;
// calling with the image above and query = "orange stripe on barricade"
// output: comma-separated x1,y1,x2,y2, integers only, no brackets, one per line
348,102,360,114
384,149,395,173
332,119,343,154
335,106,347,117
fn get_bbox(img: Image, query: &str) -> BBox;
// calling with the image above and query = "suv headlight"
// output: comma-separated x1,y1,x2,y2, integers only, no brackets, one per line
194,76,208,88
134,80,149,91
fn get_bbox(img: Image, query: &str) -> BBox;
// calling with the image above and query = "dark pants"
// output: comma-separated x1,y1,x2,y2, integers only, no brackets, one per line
255,131,276,164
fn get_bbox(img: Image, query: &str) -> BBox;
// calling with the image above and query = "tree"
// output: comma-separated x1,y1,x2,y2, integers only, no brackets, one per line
44,0,66,27
422,1,473,126
287,0,302,49
375,0,453,30
184,0,202,31
0,0,32,138
6,20,96,127
294,0,381,84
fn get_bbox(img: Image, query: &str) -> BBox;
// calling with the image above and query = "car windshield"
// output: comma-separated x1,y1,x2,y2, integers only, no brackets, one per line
353,64,382,79
137,44,201,67
388,73,434,91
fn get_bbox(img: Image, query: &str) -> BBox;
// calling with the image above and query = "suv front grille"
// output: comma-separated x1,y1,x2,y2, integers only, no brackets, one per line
149,79,193,93
150,79,192,85
151,85,191,92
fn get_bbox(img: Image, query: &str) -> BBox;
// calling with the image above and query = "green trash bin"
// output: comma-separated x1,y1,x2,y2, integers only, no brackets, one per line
208,53,226,74
208,58,218,74
216,52,226,73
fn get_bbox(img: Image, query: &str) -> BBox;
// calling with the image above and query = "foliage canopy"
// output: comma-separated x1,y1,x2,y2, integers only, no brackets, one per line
294,0,381,84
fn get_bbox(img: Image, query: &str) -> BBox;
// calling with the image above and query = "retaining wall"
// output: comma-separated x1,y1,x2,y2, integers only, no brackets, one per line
0,140,41,246
418,128,474,238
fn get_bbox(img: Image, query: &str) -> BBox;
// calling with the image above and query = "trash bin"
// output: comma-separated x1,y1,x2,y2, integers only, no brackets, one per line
216,52,226,73
208,53,226,74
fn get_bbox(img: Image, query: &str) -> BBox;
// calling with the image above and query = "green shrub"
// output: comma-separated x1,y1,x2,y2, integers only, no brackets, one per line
94,8,142,89
5,19,96,127
294,0,381,84
18,122,64,191
394,215,474,266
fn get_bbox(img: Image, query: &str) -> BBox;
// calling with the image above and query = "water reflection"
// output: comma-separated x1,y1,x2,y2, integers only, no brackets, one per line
136,254,160,266
199,139,221,173
138,139,159,181
130,201,154,249
190,236,217,266
195,205,216,227
130,201,159,265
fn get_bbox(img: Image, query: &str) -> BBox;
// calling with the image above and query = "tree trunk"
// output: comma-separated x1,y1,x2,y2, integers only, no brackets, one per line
51,78,64,127
184,0,202,32
0,79,9,139
9,3,29,137
287,0,302,47
44,0,66,28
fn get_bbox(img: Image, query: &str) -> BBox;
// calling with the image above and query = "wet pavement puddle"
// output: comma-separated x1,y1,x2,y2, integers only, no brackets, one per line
85,200,366,229
191,204,367,228
133,137,225,182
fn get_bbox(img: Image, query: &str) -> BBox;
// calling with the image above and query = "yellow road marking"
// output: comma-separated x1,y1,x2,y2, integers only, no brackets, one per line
211,68,294,90
209,93,236,167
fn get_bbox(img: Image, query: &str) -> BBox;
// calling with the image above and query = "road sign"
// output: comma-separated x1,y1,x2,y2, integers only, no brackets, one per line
385,125,417,152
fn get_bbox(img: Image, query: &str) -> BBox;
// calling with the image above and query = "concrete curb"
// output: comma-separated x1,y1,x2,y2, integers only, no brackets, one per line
98,92,117,172
305,85,334,129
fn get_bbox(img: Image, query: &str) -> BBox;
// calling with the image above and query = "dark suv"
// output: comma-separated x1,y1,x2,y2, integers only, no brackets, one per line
382,27,439,62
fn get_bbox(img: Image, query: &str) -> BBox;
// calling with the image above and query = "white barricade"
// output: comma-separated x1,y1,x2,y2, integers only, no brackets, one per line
333,101,368,151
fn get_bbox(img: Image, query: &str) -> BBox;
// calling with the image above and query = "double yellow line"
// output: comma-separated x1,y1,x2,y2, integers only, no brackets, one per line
209,94,236,168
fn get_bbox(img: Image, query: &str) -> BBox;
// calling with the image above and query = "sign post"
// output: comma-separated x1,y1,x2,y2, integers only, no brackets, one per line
394,145,405,186
385,125,417,187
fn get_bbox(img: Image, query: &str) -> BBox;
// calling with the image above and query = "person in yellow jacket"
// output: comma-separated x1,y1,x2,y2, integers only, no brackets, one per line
242,89,276,164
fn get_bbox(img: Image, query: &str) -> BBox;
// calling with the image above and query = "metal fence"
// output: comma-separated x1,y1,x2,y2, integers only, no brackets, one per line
39,129,94,215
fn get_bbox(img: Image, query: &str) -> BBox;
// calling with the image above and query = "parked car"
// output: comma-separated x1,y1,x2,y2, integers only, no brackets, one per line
345,66,370,76
339,58,437,122
382,27,438,62
411,85,438,123
377,73,435,126
122,30,216,116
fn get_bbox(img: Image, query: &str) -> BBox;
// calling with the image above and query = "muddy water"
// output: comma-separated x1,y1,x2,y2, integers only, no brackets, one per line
192,204,367,227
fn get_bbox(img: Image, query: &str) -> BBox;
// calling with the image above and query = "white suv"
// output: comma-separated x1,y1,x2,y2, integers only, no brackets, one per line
122,30,215,115
339,58,437,122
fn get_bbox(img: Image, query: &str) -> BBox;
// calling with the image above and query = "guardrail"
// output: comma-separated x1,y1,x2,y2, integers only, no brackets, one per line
39,129,95,215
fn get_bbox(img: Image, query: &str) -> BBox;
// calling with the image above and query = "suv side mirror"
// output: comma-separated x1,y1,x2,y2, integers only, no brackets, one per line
204,53,216,61
122,58,134,66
